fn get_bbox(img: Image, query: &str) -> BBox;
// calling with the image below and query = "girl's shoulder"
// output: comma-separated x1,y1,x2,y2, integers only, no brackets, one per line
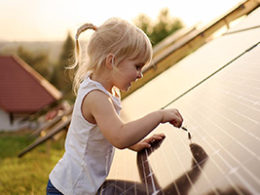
81,90,108,124
79,74,122,113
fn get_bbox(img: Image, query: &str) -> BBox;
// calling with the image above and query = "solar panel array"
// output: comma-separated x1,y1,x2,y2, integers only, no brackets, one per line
100,7,260,195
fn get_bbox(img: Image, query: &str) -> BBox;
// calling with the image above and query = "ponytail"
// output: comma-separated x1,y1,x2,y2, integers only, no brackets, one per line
70,23,97,69
67,23,97,94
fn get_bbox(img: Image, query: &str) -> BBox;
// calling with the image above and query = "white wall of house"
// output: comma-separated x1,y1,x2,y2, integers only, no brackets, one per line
0,108,36,131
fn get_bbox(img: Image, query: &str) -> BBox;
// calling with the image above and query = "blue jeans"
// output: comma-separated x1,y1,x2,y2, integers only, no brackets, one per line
46,179,63,195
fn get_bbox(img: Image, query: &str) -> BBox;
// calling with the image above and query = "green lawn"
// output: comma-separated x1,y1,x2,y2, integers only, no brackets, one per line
0,130,65,195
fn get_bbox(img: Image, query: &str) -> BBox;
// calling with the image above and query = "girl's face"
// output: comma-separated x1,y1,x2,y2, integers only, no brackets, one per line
112,57,145,91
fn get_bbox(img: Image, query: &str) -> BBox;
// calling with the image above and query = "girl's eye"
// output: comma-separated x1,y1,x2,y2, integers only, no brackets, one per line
135,65,143,70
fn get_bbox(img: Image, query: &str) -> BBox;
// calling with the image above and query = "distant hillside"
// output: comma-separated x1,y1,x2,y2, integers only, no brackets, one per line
0,41,63,63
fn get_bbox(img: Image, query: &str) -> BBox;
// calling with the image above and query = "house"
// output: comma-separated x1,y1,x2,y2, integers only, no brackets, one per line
0,55,62,131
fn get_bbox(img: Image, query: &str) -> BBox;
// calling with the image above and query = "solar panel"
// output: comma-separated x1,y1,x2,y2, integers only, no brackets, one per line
121,21,260,120
101,7,260,195
153,43,260,194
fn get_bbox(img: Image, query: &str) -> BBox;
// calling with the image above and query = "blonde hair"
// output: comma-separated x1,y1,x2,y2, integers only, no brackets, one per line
69,17,153,94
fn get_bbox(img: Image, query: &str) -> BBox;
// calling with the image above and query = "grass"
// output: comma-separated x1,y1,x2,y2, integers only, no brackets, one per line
0,130,65,195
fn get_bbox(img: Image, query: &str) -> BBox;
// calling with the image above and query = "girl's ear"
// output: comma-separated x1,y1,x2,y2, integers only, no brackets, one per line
105,53,115,69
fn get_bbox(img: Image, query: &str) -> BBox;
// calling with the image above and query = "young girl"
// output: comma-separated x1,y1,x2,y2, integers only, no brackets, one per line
47,17,183,195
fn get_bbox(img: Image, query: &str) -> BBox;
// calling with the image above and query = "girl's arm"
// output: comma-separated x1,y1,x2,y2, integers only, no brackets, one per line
83,90,183,149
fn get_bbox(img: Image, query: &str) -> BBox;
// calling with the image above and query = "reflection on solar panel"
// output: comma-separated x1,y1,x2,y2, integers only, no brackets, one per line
100,7,260,195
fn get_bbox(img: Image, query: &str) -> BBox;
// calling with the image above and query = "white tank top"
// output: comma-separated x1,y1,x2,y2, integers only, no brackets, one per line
49,75,121,195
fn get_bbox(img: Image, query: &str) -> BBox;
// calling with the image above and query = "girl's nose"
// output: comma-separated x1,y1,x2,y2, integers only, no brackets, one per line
137,71,143,79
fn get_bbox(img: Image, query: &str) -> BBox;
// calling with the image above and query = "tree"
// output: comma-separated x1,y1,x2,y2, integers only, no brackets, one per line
134,14,152,37
17,46,52,80
51,32,75,102
134,8,183,46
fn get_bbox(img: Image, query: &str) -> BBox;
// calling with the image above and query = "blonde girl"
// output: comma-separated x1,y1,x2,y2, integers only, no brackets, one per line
47,17,183,195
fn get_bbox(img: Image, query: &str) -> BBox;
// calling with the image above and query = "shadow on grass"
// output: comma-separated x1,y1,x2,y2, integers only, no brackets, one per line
0,130,35,158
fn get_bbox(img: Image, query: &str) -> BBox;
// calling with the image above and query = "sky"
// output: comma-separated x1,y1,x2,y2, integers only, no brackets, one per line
0,0,243,41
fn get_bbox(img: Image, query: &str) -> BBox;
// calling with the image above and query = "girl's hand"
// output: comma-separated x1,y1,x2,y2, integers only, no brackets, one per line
161,109,183,128
129,133,165,152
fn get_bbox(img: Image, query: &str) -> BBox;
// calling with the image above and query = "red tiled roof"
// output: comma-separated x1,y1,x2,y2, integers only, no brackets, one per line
0,56,62,113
